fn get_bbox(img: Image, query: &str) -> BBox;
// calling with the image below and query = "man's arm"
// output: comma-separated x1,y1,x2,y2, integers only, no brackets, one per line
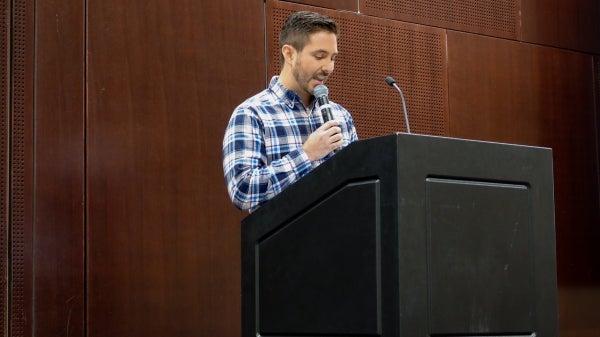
222,109,314,211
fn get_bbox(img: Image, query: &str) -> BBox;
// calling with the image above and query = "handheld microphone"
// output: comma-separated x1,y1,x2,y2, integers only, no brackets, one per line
313,84,334,122
313,84,340,154
385,76,411,134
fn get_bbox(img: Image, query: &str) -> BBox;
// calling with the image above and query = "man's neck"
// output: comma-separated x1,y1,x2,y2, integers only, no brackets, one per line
278,72,311,106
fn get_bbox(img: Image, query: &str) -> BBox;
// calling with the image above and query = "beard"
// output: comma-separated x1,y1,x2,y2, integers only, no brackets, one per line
292,59,329,99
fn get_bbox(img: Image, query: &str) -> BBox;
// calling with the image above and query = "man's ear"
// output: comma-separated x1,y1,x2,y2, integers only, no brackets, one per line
281,44,296,65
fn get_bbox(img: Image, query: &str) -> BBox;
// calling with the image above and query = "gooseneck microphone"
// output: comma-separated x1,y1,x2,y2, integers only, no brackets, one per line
385,76,411,134
313,84,334,122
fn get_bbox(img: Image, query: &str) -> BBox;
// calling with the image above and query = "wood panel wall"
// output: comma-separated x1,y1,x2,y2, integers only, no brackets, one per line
521,0,600,54
34,0,86,335
0,0,598,336
85,1,262,336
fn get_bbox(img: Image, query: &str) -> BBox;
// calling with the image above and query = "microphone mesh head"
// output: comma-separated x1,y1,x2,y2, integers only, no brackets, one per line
313,84,329,98
385,76,396,86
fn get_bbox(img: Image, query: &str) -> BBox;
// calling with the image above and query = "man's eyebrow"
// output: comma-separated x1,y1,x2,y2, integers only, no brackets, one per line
311,49,339,56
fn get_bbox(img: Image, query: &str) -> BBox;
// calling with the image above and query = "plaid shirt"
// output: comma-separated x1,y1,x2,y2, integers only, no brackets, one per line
223,76,358,211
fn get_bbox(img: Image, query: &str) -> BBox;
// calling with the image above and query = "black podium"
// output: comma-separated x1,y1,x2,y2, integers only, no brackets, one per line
241,133,558,337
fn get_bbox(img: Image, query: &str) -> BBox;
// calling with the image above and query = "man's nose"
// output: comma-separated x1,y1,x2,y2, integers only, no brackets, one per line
322,60,334,74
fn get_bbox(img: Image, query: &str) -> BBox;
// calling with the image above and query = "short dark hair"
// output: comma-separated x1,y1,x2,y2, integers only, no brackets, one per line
279,11,338,62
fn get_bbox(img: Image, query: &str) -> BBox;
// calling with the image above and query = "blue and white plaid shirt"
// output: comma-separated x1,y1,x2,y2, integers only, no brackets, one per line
223,76,358,211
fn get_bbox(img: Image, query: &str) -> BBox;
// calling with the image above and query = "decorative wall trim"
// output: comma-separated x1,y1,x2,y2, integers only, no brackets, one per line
0,0,10,332
9,0,33,335
267,0,448,138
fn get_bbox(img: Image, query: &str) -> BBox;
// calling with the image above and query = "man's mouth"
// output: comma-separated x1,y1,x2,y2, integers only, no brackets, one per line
313,76,327,84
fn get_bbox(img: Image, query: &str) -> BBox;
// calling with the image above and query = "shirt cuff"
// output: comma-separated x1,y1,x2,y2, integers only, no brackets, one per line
292,147,315,173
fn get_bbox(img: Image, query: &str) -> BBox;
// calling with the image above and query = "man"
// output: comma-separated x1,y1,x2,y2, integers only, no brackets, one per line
223,11,358,212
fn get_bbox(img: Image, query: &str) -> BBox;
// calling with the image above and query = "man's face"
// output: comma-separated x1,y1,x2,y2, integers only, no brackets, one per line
290,31,338,100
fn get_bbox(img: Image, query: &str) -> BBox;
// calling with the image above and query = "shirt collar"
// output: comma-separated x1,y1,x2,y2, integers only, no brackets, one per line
269,76,310,109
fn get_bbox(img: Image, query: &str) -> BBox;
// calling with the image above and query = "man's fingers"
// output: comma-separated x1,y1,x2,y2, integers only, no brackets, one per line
326,126,342,136
321,120,340,130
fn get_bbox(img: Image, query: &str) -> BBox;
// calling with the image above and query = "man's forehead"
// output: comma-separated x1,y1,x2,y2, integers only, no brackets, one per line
306,31,338,51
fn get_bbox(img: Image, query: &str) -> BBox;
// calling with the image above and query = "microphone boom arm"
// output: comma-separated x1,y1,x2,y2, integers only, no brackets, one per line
385,76,411,134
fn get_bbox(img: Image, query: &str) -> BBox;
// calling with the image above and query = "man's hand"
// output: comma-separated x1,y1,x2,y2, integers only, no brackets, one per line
303,120,343,161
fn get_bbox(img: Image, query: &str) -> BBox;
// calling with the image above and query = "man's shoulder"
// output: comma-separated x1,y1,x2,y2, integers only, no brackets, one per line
235,88,282,114
241,88,273,104
329,100,351,115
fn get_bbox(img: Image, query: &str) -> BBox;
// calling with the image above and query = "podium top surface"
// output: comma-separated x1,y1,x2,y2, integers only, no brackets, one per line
243,133,552,226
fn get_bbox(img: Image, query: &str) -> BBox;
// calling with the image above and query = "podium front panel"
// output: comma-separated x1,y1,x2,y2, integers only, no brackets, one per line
426,178,535,333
